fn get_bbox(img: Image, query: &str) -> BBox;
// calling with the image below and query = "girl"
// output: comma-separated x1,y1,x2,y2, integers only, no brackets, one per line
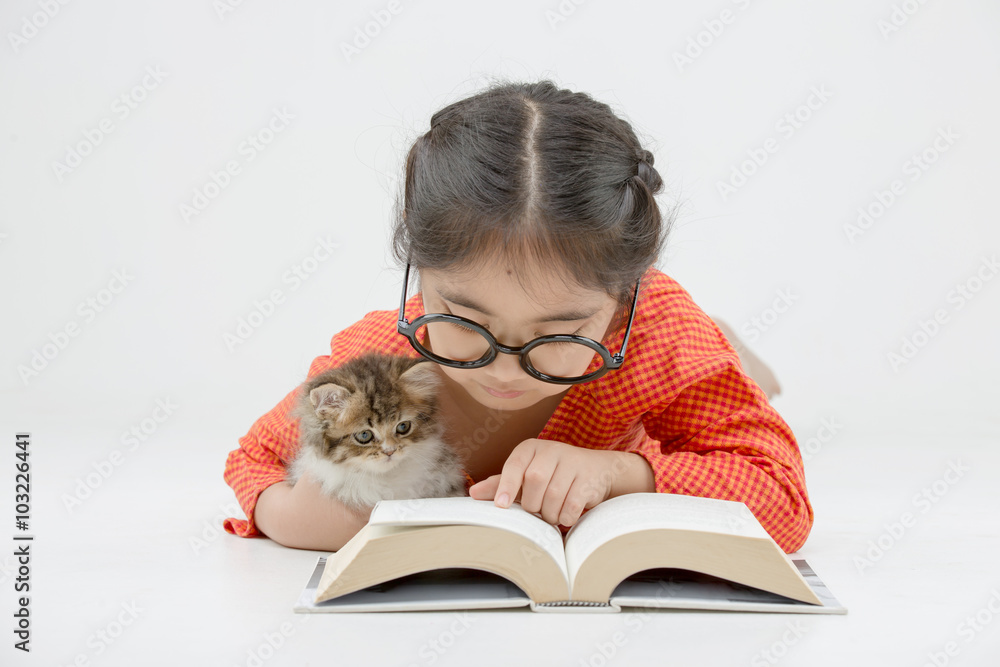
222,79,812,554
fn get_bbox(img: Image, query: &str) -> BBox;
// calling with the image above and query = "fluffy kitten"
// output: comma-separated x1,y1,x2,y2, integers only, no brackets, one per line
286,353,468,511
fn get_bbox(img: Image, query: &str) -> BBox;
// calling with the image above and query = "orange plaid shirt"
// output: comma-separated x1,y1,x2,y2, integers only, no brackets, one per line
222,266,813,553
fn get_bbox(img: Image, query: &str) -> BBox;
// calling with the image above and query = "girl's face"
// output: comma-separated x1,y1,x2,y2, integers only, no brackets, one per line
417,259,619,411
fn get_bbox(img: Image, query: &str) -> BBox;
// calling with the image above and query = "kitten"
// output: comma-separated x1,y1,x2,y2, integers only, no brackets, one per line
286,352,468,511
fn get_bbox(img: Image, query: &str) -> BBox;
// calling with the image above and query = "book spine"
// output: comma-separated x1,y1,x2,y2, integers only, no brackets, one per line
531,600,619,613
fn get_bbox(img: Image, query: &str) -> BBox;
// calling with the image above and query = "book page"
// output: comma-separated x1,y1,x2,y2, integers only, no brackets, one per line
563,493,769,587
368,497,568,583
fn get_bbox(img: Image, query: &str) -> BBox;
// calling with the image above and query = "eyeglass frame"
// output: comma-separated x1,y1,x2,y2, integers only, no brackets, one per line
396,262,640,385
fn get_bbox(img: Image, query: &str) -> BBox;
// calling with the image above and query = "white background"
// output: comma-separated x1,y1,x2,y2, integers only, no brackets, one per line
1,1,998,665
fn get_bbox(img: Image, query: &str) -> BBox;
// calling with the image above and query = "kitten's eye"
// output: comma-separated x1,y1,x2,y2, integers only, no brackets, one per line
354,430,374,444
395,421,412,435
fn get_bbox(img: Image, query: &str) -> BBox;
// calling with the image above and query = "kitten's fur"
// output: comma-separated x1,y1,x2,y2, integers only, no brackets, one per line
287,353,467,510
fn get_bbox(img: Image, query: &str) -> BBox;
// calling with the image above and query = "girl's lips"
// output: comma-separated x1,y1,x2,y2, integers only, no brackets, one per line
482,384,525,398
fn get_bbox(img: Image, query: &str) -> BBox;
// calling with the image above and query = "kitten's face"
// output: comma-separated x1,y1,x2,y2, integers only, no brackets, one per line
300,356,442,471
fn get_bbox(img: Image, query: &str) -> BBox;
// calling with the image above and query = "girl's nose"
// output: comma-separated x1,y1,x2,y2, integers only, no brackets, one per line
484,349,530,384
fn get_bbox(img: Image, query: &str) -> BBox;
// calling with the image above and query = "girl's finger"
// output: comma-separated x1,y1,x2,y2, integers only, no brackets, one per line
516,453,558,515
556,476,590,527
468,475,500,500
493,441,537,509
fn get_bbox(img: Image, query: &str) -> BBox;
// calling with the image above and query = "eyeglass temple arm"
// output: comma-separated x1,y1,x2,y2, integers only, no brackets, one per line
614,279,641,364
398,262,412,325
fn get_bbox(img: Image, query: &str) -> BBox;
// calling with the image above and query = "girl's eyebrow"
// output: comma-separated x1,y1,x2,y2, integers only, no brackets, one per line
434,287,598,323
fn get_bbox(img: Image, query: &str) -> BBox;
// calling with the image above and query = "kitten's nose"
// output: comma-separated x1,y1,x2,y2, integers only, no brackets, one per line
383,447,397,458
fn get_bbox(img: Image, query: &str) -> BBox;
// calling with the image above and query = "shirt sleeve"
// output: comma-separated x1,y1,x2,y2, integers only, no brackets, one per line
632,325,814,553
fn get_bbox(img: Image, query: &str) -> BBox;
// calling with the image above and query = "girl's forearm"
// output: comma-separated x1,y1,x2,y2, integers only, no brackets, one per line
606,450,656,499
255,478,373,551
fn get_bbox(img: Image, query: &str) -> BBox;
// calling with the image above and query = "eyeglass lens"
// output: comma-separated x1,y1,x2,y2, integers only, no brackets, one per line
413,319,602,379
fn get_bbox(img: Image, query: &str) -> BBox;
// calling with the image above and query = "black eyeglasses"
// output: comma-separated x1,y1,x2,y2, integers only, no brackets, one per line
396,262,640,384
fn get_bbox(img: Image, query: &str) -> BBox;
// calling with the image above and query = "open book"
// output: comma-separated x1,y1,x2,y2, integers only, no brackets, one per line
294,493,846,614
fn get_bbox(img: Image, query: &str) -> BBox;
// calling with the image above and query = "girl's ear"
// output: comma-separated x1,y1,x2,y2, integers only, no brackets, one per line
309,383,351,421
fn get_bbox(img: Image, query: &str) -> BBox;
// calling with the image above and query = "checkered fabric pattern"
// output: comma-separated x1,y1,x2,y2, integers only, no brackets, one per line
222,266,814,553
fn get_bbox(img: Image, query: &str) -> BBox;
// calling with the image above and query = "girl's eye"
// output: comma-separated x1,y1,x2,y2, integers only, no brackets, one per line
354,430,374,444
442,308,489,332
395,421,412,435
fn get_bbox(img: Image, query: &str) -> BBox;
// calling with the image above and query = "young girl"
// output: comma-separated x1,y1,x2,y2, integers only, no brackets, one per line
222,79,813,554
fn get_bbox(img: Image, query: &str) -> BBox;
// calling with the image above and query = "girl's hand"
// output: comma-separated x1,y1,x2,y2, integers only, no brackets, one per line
468,438,627,527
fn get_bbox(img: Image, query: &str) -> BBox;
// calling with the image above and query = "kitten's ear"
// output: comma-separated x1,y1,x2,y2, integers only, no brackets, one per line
309,383,351,421
398,361,441,394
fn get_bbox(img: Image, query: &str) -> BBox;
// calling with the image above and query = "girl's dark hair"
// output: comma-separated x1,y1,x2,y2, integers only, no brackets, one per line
390,78,678,334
